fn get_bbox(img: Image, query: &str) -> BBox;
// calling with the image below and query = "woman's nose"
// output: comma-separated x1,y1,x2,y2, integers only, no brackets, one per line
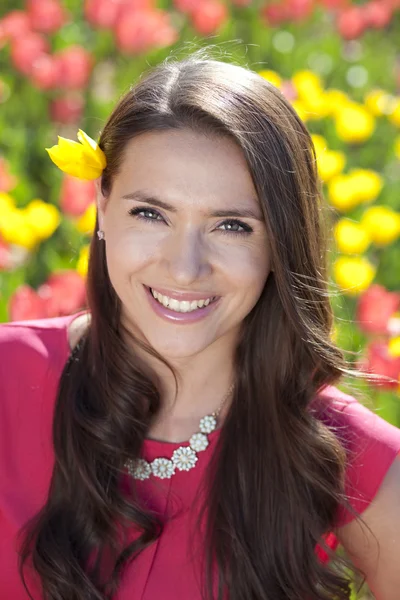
164,229,211,286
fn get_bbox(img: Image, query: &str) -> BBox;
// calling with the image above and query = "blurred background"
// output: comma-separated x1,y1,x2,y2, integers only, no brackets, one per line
0,1,399,597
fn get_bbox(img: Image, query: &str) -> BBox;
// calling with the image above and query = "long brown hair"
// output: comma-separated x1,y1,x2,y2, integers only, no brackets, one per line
19,48,383,599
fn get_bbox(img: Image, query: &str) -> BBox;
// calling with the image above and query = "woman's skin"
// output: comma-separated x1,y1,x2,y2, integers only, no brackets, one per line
72,129,273,442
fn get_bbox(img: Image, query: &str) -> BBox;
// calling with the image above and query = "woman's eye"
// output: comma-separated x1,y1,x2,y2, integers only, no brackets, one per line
128,207,163,221
218,220,252,235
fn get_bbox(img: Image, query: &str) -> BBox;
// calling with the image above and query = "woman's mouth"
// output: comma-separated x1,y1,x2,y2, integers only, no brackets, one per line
149,287,218,313
144,285,220,323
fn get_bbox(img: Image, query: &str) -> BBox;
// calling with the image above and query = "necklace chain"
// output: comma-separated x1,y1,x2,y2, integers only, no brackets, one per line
124,382,235,481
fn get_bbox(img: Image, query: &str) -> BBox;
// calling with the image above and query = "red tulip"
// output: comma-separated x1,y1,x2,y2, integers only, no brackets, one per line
363,0,393,28
115,9,177,54
358,341,400,390
10,33,49,76
54,46,93,90
50,94,84,124
9,284,48,321
26,0,67,34
356,284,400,336
0,10,32,40
31,54,61,90
190,1,228,35
38,271,87,317
0,157,17,193
60,176,96,217
336,6,366,39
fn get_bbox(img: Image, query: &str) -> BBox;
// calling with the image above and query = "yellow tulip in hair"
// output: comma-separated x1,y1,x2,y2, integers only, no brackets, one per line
46,129,106,180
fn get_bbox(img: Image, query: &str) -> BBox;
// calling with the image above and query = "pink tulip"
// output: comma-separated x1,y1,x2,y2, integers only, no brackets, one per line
9,285,48,321
49,94,84,124
356,284,400,336
38,271,87,317
190,1,228,35
336,6,366,39
286,0,315,22
84,0,122,29
54,46,93,90
31,54,61,90
261,3,290,26
0,236,11,271
363,0,393,28
60,176,96,217
10,33,49,76
0,10,32,40
358,341,400,390
0,157,17,193
115,9,177,54
26,0,67,34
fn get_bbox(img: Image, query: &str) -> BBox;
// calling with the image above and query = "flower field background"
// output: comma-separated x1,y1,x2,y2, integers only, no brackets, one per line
0,1,399,597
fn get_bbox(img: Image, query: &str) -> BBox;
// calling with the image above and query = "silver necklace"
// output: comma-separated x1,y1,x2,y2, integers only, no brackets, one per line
124,383,234,480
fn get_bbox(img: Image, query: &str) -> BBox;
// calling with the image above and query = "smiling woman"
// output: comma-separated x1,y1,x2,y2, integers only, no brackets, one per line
1,49,400,600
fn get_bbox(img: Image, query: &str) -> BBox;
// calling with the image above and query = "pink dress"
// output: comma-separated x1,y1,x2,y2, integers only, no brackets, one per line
1,311,400,599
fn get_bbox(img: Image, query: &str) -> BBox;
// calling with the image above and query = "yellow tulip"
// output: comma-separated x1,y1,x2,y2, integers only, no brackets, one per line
46,129,107,180
328,174,361,212
311,134,327,155
364,89,397,117
76,203,96,235
323,88,350,117
388,337,400,358
335,103,375,143
23,199,61,241
334,219,371,254
388,98,400,127
292,70,324,98
317,149,346,182
0,208,37,249
360,206,400,247
76,244,90,278
0,192,15,215
290,100,308,122
348,169,383,203
258,70,282,89
333,256,376,296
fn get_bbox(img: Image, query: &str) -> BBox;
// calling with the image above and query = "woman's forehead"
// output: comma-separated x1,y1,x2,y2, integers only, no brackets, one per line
113,130,260,210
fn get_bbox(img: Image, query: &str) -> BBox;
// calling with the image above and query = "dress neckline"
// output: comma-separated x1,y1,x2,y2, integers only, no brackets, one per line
63,311,223,450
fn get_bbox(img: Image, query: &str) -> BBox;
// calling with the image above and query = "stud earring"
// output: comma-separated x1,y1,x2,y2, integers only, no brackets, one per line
97,230,105,240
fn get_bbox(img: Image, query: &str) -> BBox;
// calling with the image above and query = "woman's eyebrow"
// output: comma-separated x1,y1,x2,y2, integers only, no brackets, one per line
122,191,264,221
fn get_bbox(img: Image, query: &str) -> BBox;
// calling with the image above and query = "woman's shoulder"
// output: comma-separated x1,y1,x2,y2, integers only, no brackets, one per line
0,310,89,388
314,384,400,526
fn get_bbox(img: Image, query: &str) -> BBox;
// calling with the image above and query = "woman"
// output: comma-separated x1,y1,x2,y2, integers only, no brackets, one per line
1,52,400,600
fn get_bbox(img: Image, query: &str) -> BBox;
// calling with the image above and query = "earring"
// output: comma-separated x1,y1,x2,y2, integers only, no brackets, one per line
97,230,105,240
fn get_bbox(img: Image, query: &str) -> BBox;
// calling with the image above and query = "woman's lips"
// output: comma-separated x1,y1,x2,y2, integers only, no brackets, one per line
144,285,220,323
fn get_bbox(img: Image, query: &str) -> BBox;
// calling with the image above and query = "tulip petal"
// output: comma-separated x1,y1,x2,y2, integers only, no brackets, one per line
78,129,107,169
46,130,107,180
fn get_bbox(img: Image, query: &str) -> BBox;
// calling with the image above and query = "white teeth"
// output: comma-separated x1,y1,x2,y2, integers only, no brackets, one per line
169,298,180,311
150,288,214,313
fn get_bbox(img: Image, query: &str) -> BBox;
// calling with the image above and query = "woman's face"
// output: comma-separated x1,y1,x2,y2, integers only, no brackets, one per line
97,129,272,360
